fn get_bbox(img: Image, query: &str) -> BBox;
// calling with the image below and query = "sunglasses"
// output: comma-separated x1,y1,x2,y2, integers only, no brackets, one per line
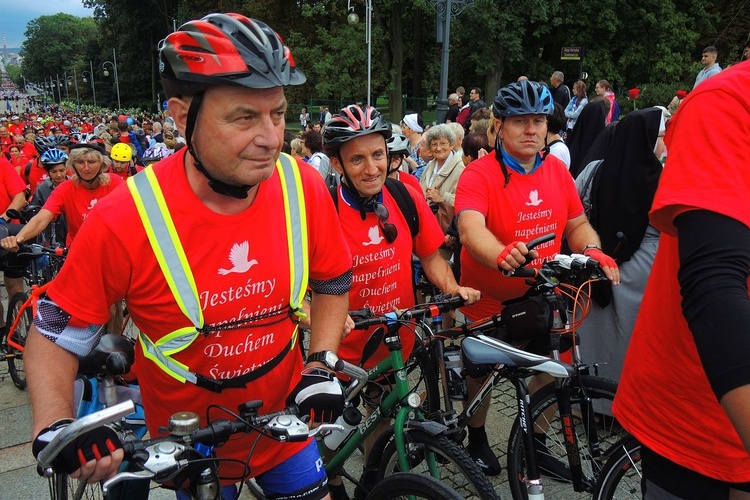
374,202,398,244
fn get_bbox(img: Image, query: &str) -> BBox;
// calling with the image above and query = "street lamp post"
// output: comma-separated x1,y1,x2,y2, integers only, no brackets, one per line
64,71,70,100
72,67,80,107
81,63,97,108
425,0,477,123
102,48,121,110
347,0,373,107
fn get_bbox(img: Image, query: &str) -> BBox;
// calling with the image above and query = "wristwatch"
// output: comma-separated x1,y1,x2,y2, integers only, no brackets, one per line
306,350,339,370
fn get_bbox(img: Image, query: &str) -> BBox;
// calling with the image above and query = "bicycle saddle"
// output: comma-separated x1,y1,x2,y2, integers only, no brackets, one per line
78,334,135,377
462,334,573,378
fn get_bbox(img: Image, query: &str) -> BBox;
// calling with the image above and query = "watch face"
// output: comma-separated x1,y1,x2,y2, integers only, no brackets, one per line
324,351,339,368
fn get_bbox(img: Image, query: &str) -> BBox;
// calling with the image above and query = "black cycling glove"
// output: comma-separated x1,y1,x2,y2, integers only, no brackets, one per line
32,418,123,475
286,368,344,423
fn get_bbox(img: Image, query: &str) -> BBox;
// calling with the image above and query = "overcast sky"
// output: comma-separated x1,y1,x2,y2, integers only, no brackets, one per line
2,1,94,49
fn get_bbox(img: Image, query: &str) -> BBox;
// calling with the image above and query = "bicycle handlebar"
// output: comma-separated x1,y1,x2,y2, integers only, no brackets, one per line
17,242,67,258
350,294,466,330
37,399,344,494
37,401,136,474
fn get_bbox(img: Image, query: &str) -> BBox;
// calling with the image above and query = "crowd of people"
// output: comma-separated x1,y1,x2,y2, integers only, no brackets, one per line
4,10,749,500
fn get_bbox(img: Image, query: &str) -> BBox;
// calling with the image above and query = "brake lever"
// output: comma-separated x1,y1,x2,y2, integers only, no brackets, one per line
102,469,156,495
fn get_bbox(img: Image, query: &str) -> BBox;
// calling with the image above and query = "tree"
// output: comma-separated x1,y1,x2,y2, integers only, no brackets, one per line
20,14,98,84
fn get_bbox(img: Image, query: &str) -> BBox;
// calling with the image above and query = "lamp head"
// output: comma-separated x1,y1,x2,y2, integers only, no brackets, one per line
347,11,359,25
103,70,110,77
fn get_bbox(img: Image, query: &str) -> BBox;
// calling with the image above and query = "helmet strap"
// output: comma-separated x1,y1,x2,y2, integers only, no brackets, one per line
184,91,254,200
495,136,512,188
73,167,100,186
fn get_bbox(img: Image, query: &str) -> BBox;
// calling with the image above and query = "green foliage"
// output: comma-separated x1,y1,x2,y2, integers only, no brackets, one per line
20,14,98,83
15,0,745,115
5,65,21,84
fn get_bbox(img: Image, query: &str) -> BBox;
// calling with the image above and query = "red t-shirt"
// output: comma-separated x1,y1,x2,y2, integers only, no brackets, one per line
27,159,48,195
46,150,351,478
396,170,423,193
455,153,583,320
42,175,125,246
613,61,750,482
0,158,27,210
336,184,444,368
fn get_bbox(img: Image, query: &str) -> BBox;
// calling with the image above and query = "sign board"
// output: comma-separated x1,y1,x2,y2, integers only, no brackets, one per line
162,100,168,110
561,47,583,61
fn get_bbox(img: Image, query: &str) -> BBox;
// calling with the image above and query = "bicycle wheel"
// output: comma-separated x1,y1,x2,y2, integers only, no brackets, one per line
365,471,464,499
593,436,642,500
48,473,104,500
7,292,31,390
378,429,498,499
506,375,625,499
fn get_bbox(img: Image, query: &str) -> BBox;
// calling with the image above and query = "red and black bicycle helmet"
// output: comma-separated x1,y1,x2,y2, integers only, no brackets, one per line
323,104,392,156
158,13,306,199
159,13,306,97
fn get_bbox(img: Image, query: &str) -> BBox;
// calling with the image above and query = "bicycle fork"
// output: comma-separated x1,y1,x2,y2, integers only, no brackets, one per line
513,376,545,500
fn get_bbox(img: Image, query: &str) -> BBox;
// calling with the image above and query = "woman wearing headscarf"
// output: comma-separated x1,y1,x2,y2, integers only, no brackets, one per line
566,99,608,178
576,107,666,383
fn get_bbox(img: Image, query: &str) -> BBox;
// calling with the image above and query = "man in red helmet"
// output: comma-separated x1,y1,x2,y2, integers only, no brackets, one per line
26,13,350,500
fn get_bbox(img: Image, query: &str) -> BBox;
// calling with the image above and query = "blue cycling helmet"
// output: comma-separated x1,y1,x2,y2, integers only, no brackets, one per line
40,148,69,170
492,80,554,118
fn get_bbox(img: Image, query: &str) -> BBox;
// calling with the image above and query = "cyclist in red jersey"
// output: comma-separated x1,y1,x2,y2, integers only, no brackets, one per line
0,143,124,249
613,61,750,498
322,104,480,498
454,80,618,476
108,142,138,180
22,14,350,500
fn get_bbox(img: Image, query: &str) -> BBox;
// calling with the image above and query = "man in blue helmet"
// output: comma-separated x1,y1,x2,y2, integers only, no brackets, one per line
454,80,619,476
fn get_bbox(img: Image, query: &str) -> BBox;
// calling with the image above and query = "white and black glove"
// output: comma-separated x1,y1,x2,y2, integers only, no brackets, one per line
286,368,344,423
32,418,122,475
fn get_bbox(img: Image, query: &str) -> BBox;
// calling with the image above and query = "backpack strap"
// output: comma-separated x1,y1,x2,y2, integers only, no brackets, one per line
384,178,419,239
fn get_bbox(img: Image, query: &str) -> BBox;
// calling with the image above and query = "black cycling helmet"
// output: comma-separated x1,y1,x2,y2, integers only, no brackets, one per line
386,133,410,157
34,136,58,154
40,148,68,170
159,13,306,98
323,104,392,156
492,80,555,118
158,13,306,200
56,134,72,148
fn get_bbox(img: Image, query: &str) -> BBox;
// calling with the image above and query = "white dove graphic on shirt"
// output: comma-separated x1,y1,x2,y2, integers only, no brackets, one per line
87,198,98,210
525,190,543,207
362,225,384,246
218,241,258,275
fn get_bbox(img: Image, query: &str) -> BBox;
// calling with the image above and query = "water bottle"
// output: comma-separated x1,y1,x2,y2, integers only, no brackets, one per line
443,344,467,401
323,405,362,451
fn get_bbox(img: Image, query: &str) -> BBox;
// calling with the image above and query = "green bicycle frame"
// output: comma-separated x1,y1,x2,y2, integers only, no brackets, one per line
322,330,440,475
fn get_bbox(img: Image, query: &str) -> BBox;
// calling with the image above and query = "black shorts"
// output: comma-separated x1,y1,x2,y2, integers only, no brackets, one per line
0,252,26,279
642,445,750,498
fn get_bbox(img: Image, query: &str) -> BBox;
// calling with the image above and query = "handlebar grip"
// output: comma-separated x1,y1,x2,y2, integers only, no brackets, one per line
352,317,386,330
348,308,371,319
503,233,556,277
37,401,135,471
504,267,538,278
526,233,555,251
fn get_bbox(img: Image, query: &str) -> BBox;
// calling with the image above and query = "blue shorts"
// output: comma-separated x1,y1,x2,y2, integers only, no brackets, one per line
175,440,327,500
256,440,328,499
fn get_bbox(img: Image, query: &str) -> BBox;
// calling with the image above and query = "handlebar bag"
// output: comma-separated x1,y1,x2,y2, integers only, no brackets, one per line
501,295,553,343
